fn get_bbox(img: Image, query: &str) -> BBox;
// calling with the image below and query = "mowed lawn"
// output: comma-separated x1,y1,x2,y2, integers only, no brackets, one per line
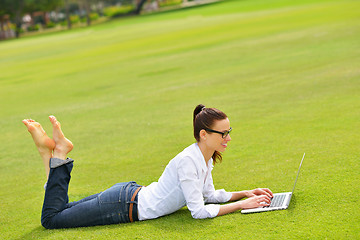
0,0,359,238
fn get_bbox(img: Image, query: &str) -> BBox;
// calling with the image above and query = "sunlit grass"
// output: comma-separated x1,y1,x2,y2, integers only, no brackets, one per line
0,0,359,239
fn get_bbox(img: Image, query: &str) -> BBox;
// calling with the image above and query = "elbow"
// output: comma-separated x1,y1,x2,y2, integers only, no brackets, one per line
191,210,210,220
192,214,206,220
189,205,220,219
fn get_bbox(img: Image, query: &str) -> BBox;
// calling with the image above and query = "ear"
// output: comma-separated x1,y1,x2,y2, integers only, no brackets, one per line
199,129,207,141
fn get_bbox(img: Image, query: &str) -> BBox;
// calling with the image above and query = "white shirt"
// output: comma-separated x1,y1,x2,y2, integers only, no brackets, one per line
138,143,232,220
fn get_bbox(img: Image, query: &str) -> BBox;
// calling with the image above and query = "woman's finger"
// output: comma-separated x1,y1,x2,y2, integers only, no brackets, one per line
260,195,271,203
259,201,270,206
263,188,274,197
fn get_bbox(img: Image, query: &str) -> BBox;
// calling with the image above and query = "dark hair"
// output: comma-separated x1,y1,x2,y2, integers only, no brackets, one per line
193,104,228,164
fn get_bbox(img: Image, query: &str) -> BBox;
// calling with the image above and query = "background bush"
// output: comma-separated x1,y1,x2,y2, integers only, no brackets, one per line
27,24,40,31
70,15,80,24
159,0,183,7
46,21,56,28
103,5,135,17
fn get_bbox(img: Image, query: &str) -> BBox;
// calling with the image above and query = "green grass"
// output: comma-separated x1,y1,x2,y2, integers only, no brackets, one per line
1,0,359,238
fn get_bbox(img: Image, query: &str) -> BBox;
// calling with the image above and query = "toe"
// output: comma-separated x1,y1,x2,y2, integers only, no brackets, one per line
49,115,57,124
22,119,29,126
49,116,62,129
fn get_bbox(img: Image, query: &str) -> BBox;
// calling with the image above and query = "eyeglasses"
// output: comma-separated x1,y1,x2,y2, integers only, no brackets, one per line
205,127,232,139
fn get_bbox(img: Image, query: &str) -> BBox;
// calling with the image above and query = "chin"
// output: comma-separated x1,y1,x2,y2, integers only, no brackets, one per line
218,146,227,152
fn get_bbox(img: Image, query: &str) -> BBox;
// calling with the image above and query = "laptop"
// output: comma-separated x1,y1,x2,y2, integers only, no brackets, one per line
241,153,305,214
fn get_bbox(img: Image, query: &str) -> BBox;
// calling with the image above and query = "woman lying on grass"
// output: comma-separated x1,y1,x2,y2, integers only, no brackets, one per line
22,104,273,229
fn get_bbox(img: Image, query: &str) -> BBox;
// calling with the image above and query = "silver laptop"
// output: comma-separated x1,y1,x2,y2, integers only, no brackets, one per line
241,153,305,214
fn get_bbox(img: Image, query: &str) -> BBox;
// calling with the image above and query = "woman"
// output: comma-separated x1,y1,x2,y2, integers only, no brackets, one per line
22,104,273,229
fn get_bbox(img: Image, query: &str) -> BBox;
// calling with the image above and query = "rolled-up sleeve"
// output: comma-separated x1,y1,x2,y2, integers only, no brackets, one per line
177,157,221,219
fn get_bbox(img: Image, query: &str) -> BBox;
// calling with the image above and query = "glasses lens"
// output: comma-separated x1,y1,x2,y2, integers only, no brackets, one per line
223,128,232,138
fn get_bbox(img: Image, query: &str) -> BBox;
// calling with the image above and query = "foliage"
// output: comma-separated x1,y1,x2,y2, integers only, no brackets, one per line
159,0,183,8
80,16,87,22
80,12,99,22
89,12,99,21
70,14,80,23
60,20,67,26
46,21,56,28
0,0,64,38
0,0,359,239
103,5,135,17
0,0,63,17
26,23,40,31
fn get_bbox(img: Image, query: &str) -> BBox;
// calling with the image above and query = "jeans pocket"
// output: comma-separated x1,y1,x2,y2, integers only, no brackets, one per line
98,183,126,224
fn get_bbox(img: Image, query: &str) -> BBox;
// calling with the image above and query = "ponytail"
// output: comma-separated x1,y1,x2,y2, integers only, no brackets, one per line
193,104,206,125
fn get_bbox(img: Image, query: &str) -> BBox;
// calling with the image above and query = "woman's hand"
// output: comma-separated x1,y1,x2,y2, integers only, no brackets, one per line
246,188,273,199
238,195,271,209
218,190,273,216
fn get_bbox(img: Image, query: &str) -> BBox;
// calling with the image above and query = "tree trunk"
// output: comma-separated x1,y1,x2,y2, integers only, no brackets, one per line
0,17,4,40
135,0,147,15
84,0,91,26
64,0,72,29
0,16,4,32
12,0,25,38
94,1,103,17
15,9,22,38
43,11,48,26
54,7,59,23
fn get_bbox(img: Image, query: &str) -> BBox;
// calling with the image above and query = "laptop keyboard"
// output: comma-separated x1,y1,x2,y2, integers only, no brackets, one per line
265,194,286,208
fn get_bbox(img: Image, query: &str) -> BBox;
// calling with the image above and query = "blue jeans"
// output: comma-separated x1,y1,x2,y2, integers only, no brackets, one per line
41,158,142,229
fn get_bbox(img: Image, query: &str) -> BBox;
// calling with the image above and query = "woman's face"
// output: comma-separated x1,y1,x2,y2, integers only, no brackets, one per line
203,118,232,153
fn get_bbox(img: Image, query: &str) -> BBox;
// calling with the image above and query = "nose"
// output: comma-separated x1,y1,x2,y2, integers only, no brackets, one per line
225,134,231,141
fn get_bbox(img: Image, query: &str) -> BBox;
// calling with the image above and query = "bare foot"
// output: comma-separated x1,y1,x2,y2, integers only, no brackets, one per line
22,119,55,155
22,119,55,178
49,116,73,160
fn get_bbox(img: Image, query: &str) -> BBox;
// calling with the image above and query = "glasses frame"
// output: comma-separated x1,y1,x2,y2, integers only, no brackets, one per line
205,127,232,139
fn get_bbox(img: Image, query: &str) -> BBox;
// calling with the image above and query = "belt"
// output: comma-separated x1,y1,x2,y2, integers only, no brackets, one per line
129,186,142,223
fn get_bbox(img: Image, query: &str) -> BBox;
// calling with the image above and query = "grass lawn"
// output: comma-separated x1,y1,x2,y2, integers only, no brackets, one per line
0,0,359,238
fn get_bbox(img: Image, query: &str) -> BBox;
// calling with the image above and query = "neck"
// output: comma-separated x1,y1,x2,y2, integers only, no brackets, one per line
197,141,214,165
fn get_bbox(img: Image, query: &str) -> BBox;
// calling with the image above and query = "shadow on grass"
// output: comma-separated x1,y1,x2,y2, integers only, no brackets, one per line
17,222,135,240
18,199,298,239
20,197,299,239
17,208,212,239
16,226,51,240
16,197,298,239
142,208,214,230
288,194,297,211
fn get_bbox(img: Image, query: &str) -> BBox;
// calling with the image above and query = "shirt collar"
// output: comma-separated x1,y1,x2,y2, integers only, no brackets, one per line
194,143,211,173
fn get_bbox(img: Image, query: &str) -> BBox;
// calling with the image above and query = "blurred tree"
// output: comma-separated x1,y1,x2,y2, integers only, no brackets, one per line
26,0,63,26
64,0,71,29
0,0,12,39
0,0,168,39
0,0,64,38
23,0,41,26
134,0,146,14
79,0,91,26
7,0,26,38
41,0,63,25
0,0,10,16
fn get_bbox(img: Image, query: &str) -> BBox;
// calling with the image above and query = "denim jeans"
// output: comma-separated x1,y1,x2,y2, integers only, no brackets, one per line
41,158,142,229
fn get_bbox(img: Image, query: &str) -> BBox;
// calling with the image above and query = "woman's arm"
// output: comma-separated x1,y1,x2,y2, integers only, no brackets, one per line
228,190,251,201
